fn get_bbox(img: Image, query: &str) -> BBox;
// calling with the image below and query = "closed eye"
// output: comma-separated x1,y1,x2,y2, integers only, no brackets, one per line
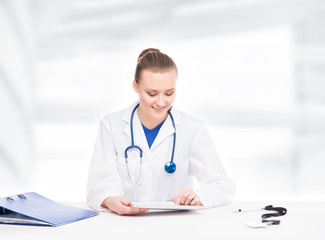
147,92,156,97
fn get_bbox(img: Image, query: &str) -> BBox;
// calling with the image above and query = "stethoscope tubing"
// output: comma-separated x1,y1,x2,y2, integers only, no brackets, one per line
168,108,176,165
124,103,143,159
124,103,177,186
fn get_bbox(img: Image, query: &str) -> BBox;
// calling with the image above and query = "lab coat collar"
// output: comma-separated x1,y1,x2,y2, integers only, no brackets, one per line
122,102,180,153
150,106,179,150
122,102,140,124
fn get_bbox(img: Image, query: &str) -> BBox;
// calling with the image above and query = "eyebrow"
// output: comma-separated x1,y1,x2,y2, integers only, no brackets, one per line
145,88,175,92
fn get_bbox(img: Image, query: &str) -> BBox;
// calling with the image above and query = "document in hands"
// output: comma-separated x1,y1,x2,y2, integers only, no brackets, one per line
131,201,206,210
0,192,97,226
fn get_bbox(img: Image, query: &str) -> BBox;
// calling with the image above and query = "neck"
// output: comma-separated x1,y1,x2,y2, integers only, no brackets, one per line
137,107,167,130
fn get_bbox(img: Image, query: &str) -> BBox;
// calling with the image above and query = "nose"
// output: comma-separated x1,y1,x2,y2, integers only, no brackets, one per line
156,94,166,107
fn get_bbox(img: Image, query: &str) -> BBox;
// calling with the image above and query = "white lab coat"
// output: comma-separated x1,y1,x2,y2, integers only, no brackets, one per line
87,102,235,211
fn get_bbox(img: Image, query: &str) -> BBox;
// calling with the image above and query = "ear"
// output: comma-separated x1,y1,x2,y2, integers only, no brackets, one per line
133,80,139,93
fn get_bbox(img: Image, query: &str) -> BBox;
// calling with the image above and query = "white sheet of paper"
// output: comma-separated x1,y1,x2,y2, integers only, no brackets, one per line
131,201,205,210
0,212,51,225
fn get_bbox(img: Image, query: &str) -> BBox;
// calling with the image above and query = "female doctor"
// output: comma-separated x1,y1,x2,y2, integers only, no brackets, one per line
87,48,235,215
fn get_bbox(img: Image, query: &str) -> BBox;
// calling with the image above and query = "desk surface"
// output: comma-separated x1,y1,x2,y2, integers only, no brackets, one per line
1,201,324,240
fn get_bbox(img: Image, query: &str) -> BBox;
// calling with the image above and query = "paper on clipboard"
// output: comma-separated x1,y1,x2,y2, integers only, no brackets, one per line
131,201,206,210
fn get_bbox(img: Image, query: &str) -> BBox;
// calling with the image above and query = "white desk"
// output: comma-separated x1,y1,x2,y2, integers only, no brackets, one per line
1,201,324,240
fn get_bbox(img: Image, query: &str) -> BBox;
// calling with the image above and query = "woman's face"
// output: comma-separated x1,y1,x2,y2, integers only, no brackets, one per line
133,69,177,124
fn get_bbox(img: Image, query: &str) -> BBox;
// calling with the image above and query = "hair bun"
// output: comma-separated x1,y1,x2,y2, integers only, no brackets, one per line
137,48,161,62
134,48,177,83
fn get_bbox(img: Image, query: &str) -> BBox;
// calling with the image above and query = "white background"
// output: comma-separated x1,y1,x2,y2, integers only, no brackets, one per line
1,0,325,202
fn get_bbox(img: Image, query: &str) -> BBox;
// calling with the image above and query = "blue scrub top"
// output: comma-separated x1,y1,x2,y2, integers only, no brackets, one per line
142,119,166,149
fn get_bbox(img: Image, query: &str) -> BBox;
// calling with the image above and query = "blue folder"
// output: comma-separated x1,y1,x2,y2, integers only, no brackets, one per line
0,192,97,226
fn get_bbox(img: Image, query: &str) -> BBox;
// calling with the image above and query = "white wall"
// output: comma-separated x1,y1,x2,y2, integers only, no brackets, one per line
1,0,325,202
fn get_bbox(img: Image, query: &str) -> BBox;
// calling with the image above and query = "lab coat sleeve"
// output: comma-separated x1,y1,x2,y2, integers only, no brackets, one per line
189,125,236,207
86,118,123,211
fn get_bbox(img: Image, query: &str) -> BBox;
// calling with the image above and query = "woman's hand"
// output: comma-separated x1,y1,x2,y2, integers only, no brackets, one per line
172,188,203,206
101,196,148,215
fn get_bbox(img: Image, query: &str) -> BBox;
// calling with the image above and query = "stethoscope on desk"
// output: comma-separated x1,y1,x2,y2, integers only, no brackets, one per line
124,103,176,186
234,205,287,228
261,205,287,225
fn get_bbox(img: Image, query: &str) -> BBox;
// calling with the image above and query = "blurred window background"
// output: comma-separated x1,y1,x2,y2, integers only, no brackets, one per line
1,0,325,201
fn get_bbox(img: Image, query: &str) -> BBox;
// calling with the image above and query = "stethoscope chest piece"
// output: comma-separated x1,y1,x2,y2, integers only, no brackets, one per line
165,161,176,174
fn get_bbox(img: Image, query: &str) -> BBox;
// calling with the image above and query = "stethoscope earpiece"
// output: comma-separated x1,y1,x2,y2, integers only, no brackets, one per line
165,161,176,174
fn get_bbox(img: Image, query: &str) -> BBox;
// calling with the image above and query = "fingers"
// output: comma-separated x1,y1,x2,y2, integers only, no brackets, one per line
172,188,203,206
120,197,131,206
172,196,180,205
189,196,201,206
116,203,148,215
117,198,148,215
121,207,148,215
184,192,195,205
102,196,148,215
181,191,194,205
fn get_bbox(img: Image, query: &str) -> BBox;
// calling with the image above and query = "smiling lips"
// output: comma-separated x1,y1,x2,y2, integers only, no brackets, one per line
152,106,166,112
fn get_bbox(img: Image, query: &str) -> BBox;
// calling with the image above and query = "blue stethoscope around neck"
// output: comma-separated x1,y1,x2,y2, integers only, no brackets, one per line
124,103,176,185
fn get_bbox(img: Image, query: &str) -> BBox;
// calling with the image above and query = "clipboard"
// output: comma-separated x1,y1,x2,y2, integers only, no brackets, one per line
0,192,97,226
131,201,206,210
